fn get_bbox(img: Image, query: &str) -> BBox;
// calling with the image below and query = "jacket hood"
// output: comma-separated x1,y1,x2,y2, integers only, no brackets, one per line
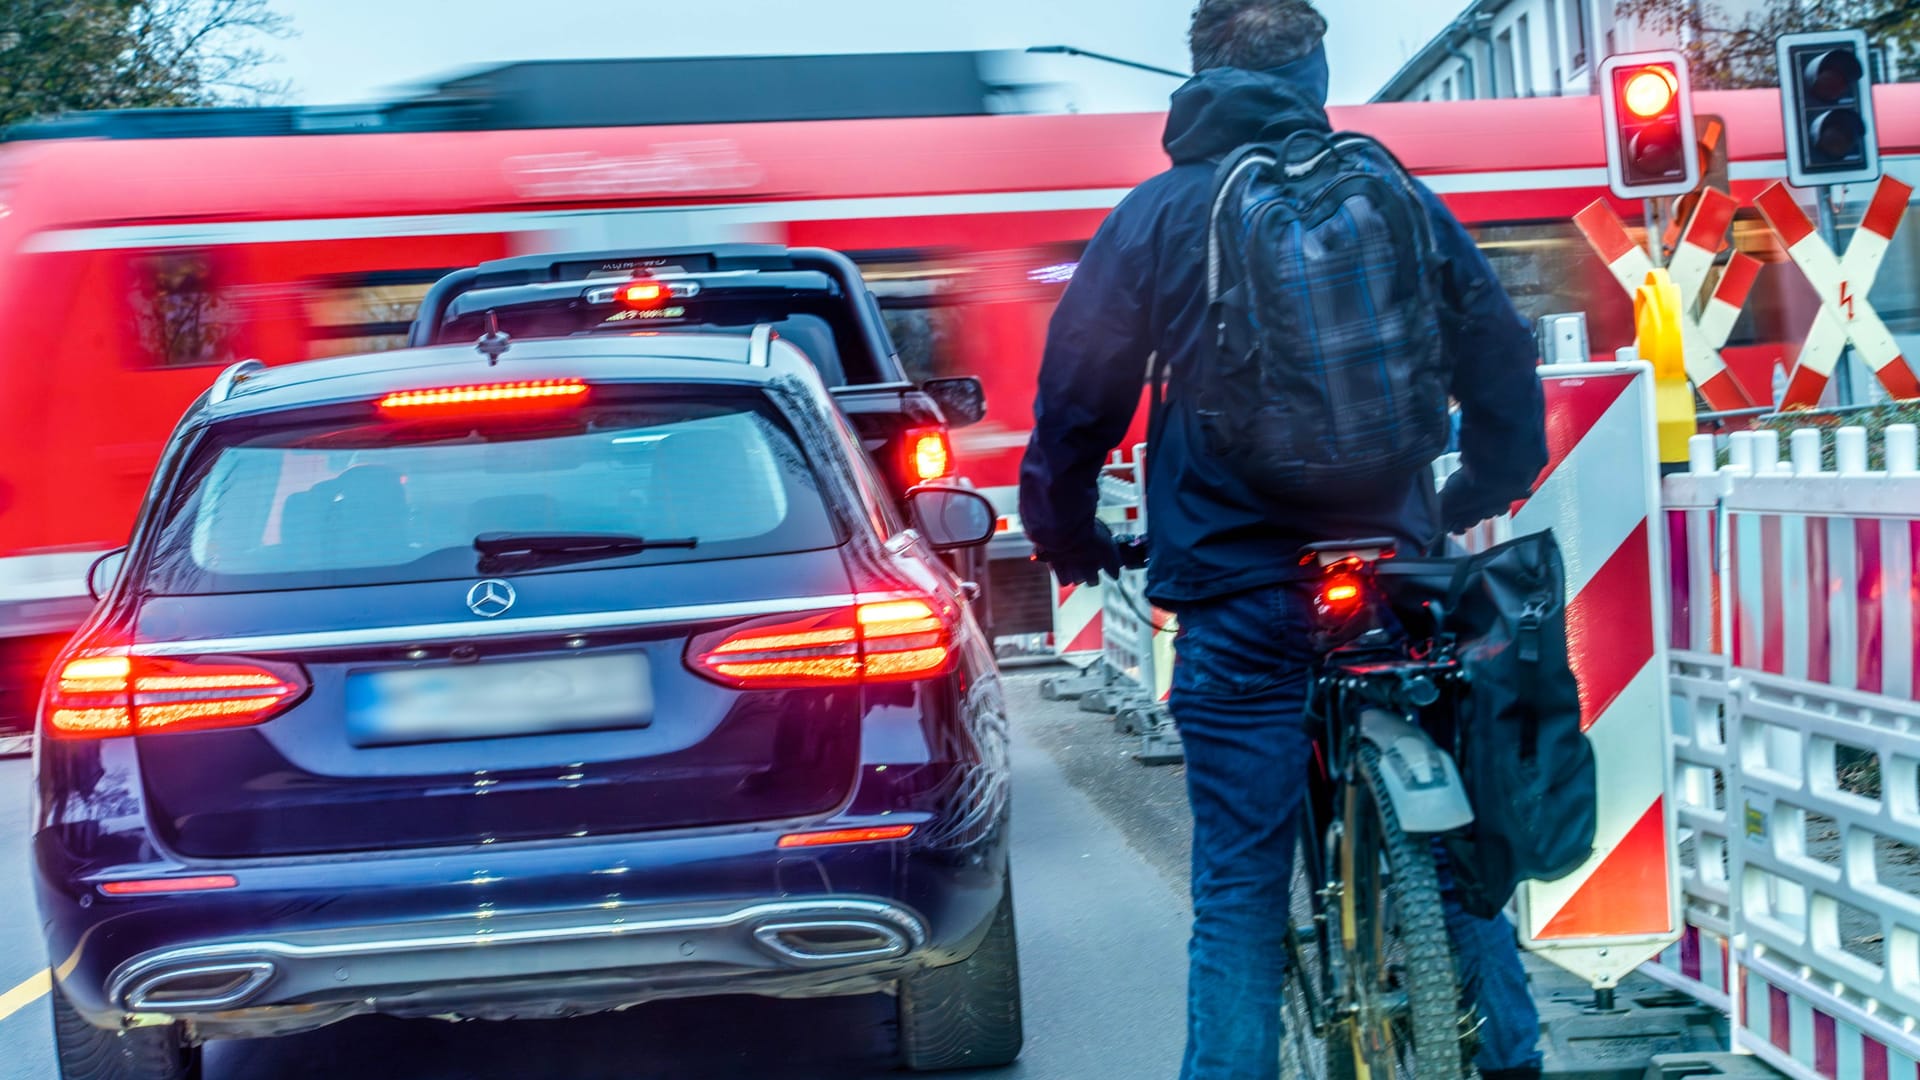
1162,43,1332,165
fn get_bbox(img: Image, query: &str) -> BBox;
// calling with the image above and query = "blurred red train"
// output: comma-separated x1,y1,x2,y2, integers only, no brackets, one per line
2,54,1918,735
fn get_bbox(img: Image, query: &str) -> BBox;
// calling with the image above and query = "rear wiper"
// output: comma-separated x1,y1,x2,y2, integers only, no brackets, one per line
474,531,698,570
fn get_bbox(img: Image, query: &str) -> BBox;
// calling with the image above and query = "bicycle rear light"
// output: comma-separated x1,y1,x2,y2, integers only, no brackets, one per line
1316,574,1365,617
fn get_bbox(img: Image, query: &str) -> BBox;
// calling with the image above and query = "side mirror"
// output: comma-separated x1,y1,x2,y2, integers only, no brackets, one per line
87,548,128,601
907,486,997,550
921,376,986,429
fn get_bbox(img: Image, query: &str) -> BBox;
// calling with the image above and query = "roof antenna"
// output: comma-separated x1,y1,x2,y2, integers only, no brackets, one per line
477,310,510,365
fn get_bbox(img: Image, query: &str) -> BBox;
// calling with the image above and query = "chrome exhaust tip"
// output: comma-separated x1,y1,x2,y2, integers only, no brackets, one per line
122,961,275,1011
750,919,913,967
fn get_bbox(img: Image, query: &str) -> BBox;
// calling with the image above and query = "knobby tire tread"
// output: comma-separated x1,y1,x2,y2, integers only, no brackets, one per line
1357,742,1467,1080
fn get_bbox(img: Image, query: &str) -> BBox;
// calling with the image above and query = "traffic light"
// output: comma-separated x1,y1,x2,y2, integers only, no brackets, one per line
1600,51,1701,200
1777,29,1880,188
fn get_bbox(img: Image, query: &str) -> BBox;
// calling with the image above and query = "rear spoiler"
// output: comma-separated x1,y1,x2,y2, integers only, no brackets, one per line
406,246,897,374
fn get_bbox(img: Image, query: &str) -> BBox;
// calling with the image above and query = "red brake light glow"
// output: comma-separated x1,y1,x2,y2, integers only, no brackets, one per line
46,650,306,739
99,875,240,896
376,379,588,414
617,280,669,308
1317,574,1365,616
689,597,955,689
1622,66,1677,118
777,824,916,849
907,429,953,482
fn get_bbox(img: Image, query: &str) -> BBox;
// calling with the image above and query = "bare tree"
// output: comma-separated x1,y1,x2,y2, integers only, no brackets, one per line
1616,0,1920,89
0,0,293,128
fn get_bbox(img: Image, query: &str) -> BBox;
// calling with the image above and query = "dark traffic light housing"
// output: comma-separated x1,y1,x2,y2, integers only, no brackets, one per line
1600,51,1701,200
1778,29,1880,188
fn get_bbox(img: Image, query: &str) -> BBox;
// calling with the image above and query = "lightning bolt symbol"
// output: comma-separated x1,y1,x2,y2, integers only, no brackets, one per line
1840,281,1856,321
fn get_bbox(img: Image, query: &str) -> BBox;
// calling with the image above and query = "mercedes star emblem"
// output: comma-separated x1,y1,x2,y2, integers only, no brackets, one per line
466,579,516,618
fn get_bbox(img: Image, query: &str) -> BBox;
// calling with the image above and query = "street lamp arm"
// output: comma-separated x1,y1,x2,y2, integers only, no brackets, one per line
1026,45,1191,80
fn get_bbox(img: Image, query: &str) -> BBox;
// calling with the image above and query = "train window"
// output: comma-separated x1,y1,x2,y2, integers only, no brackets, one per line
1723,216,1821,350
861,257,970,385
130,250,242,368
302,269,453,359
860,245,1082,384
1467,221,1635,354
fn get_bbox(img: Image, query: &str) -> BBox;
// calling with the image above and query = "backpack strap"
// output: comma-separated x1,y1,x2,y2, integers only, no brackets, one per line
1205,144,1277,307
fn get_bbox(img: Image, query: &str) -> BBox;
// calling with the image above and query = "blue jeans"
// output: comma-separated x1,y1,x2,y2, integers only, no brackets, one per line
1168,582,1542,1080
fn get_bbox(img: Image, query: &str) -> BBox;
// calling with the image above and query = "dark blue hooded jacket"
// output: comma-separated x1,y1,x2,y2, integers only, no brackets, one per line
1018,47,1548,606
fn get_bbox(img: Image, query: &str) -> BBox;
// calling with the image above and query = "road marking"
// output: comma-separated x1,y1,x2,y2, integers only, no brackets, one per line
0,970,50,1022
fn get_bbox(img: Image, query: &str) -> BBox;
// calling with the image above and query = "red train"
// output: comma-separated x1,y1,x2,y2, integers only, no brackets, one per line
2,59,1916,733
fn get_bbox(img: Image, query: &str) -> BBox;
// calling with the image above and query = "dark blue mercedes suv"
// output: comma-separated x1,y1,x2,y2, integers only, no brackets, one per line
33,325,1017,1077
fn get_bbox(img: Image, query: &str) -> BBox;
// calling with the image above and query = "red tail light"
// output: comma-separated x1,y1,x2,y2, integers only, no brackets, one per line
688,597,955,689
905,429,953,482
1315,573,1366,618
376,379,588,415
616,279,669,308
778,824,915,848
46,650,306,740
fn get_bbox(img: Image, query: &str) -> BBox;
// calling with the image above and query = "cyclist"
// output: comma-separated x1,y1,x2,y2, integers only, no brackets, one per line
1018,2,1550,1079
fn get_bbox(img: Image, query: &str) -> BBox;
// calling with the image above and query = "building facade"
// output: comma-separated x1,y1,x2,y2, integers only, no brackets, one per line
1371,0,1783,103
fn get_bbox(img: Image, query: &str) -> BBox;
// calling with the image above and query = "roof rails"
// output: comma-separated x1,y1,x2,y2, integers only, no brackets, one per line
208,359,267,405
748,324,774,368
405,246,896,375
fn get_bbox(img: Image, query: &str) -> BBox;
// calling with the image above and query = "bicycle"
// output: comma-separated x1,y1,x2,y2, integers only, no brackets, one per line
1284,538,1476,1080
1115,534,1476,1080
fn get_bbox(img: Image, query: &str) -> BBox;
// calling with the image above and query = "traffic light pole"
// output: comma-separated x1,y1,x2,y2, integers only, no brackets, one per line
1814,186,1859,406
1643,198,1669,265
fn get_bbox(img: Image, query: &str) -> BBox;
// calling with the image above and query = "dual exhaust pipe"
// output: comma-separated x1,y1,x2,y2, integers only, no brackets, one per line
114,907,920,1013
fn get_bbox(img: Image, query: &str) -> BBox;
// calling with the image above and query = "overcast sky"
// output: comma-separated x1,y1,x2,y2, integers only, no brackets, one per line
267,0,1465,109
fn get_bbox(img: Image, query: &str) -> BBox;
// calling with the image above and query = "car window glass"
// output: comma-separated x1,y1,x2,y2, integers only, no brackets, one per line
148,390,841,594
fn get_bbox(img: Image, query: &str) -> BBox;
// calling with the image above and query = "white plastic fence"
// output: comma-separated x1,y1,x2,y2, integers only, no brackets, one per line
1094,443,1173,708
1651,424,1920,1080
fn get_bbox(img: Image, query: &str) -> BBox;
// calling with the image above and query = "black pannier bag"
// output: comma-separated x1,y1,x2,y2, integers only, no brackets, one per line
1377,529,1596,918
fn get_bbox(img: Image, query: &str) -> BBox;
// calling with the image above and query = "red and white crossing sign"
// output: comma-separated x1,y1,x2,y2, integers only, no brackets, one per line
1575,190,1759,411
1754,177,1920,405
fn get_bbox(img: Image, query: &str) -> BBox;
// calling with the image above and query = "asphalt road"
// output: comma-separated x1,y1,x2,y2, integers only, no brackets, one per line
0,671,1196,1079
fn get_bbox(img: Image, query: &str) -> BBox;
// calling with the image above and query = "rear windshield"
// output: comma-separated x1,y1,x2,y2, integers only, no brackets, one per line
145,388,841,594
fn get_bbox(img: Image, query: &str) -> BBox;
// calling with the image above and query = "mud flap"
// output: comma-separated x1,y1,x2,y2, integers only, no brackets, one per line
1357,709,1474,834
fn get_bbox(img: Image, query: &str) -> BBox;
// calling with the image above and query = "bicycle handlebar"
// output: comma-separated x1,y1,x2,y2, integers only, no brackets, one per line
1115,533,1151,571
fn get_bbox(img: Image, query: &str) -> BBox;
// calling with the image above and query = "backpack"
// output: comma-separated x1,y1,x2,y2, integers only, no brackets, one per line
1187,129,1452,507
1378,530,1597,918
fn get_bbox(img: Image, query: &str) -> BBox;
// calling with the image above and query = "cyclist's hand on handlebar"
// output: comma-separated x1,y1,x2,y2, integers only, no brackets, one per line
1114,533,1150,570
1034,520,1123,586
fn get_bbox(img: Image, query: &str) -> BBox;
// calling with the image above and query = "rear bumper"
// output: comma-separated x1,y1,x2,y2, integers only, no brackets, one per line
101,895,931,1037
40,811,1010,1037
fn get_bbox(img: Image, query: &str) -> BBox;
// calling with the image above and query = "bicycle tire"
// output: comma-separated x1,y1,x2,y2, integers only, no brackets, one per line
1342,740,1467,1080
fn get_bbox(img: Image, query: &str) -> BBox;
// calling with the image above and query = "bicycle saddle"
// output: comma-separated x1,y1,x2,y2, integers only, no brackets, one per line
1297,537,1398,567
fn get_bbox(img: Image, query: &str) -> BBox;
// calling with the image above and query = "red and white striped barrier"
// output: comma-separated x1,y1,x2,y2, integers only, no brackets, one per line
1754,177,1920,406
1574,193,1757,411
1445,361,1681,988
1653,424,1920,1080
1051,579,1104,657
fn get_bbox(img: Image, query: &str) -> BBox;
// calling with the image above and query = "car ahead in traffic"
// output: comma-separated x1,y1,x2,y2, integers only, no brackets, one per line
406,244,999,638
410,245,987,523
34,325,1018,1078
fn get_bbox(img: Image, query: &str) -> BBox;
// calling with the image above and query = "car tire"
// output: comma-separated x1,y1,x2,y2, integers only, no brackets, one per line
51,982,201,1080
898,884,1024,1071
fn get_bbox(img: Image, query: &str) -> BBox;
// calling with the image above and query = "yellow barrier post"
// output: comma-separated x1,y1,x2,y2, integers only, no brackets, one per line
1635,268,1694,470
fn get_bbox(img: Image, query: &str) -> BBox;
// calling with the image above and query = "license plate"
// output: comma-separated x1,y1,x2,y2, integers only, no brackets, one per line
346,653,652,747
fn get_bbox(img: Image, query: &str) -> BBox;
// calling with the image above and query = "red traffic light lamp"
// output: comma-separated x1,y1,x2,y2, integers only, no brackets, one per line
1599,51,1701,200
